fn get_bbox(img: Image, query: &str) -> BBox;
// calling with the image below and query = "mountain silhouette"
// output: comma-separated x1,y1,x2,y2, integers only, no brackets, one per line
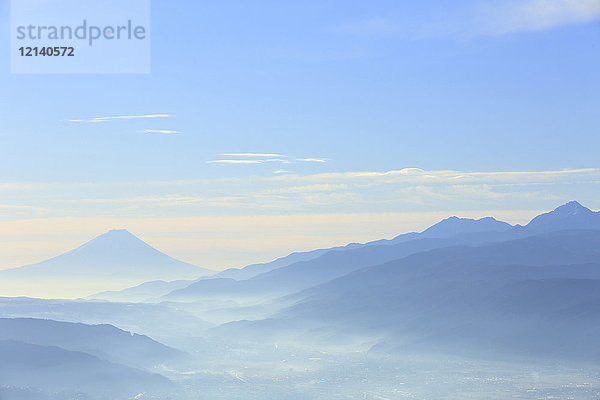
158,201,600,302
421,216,512,237
0,317,184,369
216,215,515,281
215,230,600,361
0,229,214,298
0,339,171,397
22,229,210,276
525,201,600,232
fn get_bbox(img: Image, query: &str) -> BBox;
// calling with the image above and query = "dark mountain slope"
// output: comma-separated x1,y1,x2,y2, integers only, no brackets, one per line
0,340,171,397
216,230,600,361
0,297,212,344
0,317,183,369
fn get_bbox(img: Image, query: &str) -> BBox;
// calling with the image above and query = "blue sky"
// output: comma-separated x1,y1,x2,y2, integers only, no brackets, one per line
0,0,599,269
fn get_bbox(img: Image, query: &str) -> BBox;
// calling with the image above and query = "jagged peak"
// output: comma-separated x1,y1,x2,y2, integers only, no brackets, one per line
525,201,599,232
552,201,591,216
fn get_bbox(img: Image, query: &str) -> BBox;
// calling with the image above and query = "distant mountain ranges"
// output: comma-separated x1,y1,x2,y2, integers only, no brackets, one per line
216,229,600,358
0,318,176,398
203,201,600,361
125,201,600,303
0,295,212,342
1,200,600,368
2,201,597,301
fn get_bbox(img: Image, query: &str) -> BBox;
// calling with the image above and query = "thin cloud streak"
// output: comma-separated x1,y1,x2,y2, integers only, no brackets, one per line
211,154,326,165
220,153,287,157
20,167,594,188
1,168,597,220
0,204,48,212
268,167,598,183
264,159,292,164
70,195,279,210
118,167,600,188
266,184,348,194
141,129,181,134
297,158,328,163
69,114,173,123
207,160,263,164
208,158,291,164
72,195,250,208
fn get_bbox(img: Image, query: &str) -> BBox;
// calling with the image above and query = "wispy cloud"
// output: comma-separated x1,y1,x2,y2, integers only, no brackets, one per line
141,129,181,134
478,0,600,35
0,183,39,191
0,204,49,218
133,167,599,190
296,158,328,163
207,160,263,164
70,195,281,211
330,1,600,41
69,114,173,123
266,184,348,194
211,153,326,166
3,168,597,228
269,167,597,183
0,204,47,212
73,195,246,206
207,159,291,165
220,153,287,157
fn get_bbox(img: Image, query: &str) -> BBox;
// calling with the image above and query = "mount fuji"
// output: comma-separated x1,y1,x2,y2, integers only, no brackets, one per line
0,229,214,298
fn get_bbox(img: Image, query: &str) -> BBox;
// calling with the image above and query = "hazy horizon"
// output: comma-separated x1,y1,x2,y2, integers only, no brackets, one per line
1,199,598,300
0,205,578,271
